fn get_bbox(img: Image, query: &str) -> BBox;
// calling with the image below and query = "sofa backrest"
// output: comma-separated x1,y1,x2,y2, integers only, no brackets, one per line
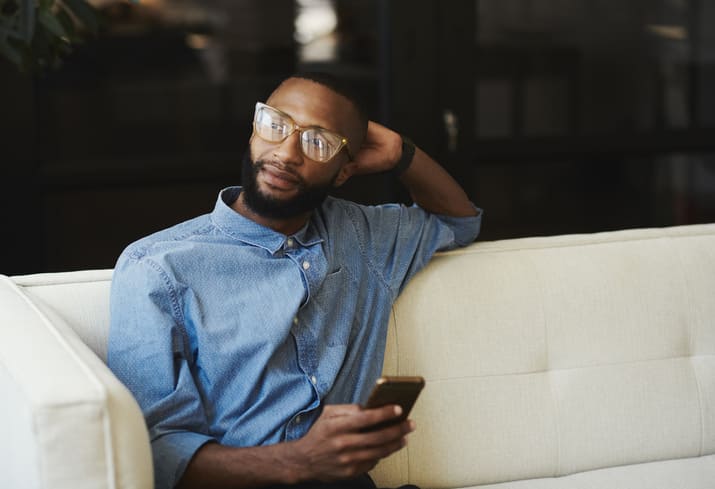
372,223,715,488
13,269,114,361
6,224,715,489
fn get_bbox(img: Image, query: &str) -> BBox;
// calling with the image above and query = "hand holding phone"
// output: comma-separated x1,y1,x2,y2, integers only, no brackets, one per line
361,376,425,431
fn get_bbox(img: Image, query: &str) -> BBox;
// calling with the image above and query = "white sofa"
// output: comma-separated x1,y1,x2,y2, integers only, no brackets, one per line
1,223,714,489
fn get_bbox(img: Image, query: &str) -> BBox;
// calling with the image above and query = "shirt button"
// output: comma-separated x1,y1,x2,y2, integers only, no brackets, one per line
310,375,317,385
286,238,295,248
295,415,302,424
293,317,299,325
302,261,310,270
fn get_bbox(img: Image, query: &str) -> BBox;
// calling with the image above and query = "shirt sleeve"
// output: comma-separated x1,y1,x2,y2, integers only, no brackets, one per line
108,252,215,489
344,202,482,299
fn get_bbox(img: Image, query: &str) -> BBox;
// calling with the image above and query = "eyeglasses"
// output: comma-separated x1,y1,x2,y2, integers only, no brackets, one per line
253,102,353,163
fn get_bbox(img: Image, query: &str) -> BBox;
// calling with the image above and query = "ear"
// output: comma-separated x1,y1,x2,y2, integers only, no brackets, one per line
333,160,358,187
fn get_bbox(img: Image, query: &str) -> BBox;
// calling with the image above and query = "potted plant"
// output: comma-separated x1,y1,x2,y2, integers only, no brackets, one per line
0,0,99,72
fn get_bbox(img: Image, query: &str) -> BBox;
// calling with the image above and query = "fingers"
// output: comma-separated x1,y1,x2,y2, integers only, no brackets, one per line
324,410,415,455
318,403,416,452
365,120,386,137
298,404,416,482
322,404,361,418
354,404,405,430
315,430,410,481
332,434,409,473
320,403,402,431
341,419,415,451
361,121,400,153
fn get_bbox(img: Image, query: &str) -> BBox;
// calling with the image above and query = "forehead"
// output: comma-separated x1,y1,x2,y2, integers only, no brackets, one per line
265,78,356,135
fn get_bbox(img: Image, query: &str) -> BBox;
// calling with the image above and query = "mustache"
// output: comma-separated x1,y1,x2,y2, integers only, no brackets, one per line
253,159,304,183
255,159,296,176
240,149,332,218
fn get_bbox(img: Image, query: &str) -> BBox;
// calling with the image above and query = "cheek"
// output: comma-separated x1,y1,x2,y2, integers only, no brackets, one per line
249,134,281,158
310,163,344,187
249,136,267,161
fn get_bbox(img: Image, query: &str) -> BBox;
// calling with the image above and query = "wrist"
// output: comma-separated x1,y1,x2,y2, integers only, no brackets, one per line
392,135,416,177
279,440,312,484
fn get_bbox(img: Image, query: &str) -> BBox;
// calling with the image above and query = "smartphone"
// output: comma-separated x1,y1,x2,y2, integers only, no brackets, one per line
361,376,425,431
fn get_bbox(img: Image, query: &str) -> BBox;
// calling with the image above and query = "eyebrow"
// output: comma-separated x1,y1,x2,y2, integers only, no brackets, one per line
264,102,342,135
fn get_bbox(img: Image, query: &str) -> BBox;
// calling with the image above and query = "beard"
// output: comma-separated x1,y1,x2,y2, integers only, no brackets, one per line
240,150,337,219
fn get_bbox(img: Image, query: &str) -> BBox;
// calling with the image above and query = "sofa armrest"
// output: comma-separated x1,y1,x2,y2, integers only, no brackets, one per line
0,275,153,489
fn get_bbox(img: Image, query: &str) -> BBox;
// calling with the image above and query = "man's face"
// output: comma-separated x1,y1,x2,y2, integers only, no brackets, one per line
243,78,362,218
240,149,339,219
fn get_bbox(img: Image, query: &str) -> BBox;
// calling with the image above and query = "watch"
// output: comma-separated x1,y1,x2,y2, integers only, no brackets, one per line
392,135,416,177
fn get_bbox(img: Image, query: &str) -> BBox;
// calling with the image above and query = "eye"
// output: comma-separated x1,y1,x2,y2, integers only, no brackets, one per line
271,122,287,133
309,137,325,149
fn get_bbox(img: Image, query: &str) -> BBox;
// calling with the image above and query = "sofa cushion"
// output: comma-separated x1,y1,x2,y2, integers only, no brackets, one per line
470,454,715,489
372,224,715,488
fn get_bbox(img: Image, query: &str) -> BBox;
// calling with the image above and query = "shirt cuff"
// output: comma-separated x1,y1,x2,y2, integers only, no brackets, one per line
151,431,216,489
435,204,483,248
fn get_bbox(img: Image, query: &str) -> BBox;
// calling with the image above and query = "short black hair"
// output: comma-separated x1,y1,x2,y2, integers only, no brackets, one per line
287,71,369,132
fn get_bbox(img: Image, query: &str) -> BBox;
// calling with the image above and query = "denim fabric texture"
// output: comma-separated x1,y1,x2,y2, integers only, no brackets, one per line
108,186,481,489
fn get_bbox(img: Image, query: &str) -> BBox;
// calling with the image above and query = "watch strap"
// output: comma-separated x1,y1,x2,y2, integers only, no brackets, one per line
392,136,416,177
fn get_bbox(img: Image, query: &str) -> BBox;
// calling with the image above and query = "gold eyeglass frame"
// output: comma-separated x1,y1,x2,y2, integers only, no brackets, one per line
253,102,354,163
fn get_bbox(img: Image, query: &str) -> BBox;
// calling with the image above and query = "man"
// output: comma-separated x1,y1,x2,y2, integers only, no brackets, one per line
108,73,482,489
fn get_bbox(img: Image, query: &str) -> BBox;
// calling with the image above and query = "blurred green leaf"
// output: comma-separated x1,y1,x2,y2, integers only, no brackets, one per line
0,0,98,72
62,0,99,35
38,7,67,39
56,8,78,41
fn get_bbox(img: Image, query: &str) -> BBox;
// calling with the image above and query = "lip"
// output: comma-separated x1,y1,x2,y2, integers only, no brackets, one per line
258,164,301,191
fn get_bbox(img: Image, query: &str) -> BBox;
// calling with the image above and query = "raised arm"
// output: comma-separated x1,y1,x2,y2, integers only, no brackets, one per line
349,121,478,217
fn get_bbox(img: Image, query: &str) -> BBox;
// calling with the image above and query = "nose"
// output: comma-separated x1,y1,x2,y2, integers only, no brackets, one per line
273,131,304,166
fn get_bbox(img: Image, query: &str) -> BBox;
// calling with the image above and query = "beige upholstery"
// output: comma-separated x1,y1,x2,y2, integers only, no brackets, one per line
0,271,152,489
1,224,714,488
372,223,715,488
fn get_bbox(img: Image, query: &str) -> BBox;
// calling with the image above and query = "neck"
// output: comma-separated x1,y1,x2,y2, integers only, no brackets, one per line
231,192,311,236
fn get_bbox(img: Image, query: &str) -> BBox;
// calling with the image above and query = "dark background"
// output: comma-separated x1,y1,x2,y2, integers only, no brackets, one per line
2,0,715,275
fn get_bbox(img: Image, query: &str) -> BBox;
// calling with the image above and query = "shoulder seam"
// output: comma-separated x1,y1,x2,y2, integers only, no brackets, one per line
343,202,394,298
128,254,186,327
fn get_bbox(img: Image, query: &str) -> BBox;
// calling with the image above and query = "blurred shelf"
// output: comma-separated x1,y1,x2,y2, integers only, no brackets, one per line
474,128,715,163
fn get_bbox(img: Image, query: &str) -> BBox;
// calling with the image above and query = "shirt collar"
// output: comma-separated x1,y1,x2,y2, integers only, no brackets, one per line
211,186,324,253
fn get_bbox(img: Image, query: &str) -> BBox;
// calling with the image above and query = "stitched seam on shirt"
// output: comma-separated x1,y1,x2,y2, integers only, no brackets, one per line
139,256,186,326
126,223,215,262
210,214,243,241
209,214,282,252
188,223,215,241
174,222,214,241
344,203,393,296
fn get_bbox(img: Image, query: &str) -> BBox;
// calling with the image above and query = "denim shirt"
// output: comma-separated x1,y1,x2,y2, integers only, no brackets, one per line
108,186,481,488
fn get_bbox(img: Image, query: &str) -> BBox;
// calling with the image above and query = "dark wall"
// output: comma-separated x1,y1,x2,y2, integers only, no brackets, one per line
2,0,714,275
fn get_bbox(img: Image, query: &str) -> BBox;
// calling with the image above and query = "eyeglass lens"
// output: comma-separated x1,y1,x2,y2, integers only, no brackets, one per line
254,104,345,162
